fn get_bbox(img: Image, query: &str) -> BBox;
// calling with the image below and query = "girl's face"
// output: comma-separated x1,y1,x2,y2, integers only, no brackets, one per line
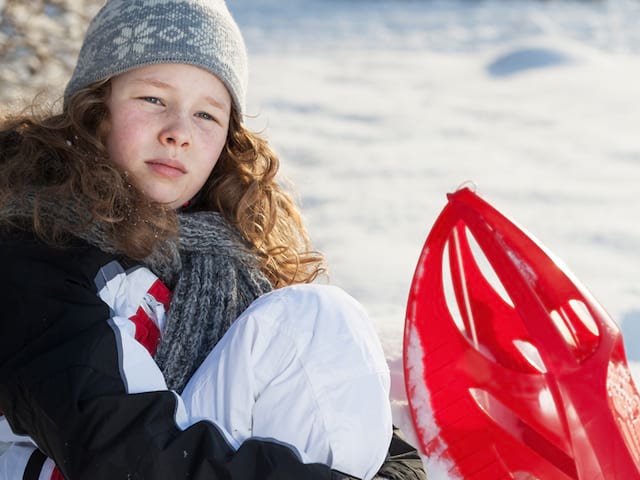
105,63,231,209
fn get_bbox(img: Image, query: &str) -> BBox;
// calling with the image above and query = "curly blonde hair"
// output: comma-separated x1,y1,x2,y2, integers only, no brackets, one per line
0,80,326,288
196,108,326,287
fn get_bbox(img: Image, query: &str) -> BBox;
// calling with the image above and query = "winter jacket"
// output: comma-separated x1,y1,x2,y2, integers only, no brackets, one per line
0,228,425,479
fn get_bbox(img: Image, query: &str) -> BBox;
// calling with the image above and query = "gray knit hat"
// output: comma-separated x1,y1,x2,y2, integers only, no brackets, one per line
64,0,248,114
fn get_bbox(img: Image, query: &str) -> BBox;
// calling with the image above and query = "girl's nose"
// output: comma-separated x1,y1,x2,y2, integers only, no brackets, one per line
159,115,191,149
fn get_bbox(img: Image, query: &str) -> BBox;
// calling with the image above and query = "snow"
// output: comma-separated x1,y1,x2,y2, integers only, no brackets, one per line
2,0,640,476
228,0,640,477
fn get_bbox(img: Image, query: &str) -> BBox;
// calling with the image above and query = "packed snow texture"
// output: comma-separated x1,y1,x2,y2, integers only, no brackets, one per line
2,0,640,477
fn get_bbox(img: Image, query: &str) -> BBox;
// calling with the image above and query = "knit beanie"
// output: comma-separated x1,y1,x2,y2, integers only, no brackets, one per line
64,0,248,115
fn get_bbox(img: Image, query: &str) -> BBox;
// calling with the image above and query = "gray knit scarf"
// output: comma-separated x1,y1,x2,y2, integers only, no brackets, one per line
153,211,273,392
3,197,272,393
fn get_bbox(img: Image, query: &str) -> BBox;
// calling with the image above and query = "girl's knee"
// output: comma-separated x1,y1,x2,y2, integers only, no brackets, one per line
261,284,379,341
208,284,392,478
248,284,393,478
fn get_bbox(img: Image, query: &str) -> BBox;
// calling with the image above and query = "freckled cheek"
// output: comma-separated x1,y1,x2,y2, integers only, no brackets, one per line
196,131,227,166
107,112,153,167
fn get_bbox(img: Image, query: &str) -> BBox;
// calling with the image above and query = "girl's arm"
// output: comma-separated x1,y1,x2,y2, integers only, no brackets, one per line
0,230,336,480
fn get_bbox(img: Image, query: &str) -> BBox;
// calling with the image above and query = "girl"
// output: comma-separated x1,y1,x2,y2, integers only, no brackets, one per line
0,0,425,479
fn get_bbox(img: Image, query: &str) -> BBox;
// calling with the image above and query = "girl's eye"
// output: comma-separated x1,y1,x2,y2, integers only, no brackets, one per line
140,96,163,105
196,112,215,122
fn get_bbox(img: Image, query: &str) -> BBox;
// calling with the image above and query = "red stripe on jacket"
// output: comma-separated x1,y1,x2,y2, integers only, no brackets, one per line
128,279,171,355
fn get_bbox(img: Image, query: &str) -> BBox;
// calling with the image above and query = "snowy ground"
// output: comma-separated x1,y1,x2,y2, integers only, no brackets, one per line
2,0,640,477
229,0,640,477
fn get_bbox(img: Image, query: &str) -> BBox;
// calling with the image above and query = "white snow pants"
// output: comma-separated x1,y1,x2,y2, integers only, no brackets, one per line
181,284,393,480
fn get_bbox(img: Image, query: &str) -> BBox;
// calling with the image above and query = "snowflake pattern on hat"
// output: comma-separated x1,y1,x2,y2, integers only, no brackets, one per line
113,21,158,60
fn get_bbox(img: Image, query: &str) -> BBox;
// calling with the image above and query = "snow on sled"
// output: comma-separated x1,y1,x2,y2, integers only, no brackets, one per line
403,186,640,479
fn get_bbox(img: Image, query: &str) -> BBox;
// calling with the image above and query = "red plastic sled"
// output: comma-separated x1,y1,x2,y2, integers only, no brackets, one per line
403,187,640,479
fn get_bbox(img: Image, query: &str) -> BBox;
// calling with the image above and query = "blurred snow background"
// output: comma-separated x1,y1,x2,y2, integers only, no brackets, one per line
2,0,640,478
